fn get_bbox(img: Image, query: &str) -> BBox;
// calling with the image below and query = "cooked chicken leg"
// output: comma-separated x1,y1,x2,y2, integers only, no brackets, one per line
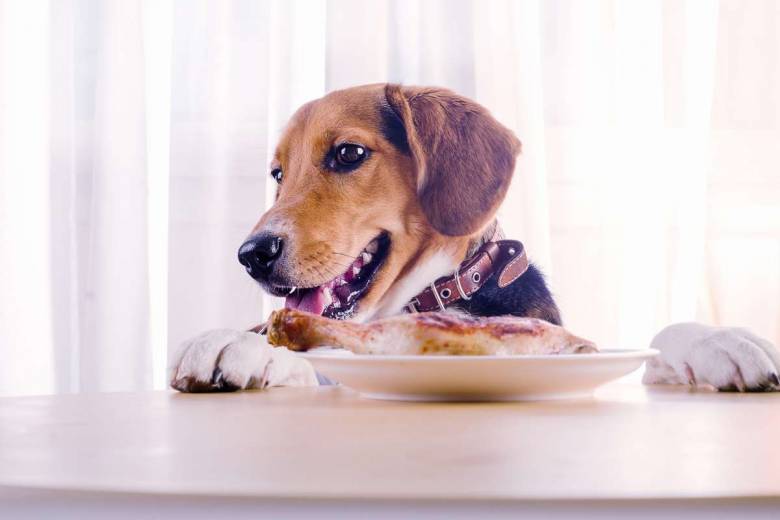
267,308,597,355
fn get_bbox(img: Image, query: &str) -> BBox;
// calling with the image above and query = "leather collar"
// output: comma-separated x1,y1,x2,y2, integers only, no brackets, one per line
405,239,529,313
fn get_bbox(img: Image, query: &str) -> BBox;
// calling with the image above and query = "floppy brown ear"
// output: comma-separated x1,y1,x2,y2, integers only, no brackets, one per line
383,84,521,236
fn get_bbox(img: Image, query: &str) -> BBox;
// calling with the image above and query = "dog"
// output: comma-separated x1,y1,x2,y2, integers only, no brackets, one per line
169,83,779,393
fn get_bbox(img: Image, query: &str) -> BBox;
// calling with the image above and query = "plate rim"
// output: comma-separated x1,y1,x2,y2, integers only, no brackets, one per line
298,348,659,362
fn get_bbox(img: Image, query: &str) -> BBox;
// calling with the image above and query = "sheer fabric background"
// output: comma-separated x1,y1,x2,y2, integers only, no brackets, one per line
0,0,777,395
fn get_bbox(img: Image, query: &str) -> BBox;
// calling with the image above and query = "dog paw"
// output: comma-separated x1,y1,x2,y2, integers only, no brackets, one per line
169,329,318,393
643,323,780,392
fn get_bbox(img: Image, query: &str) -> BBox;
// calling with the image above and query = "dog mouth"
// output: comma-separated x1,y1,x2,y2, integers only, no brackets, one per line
282,233,390,319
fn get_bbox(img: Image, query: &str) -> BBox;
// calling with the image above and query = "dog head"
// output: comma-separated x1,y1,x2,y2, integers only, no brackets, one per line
238,84,520,321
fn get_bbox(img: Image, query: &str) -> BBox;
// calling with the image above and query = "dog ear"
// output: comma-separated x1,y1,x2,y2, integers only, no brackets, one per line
383,84,521,236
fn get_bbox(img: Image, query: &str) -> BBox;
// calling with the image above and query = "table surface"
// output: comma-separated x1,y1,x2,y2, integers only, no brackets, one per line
1,382,779,502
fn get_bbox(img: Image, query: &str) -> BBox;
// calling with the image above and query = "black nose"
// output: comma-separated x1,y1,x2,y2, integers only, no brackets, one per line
237,234,283,279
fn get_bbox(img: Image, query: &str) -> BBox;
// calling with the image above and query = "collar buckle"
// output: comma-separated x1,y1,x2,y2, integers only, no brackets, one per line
403,239,527,314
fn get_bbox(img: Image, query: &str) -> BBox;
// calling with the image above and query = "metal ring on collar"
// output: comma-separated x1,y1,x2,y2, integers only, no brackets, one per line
454,266,471,300
430,282,446,312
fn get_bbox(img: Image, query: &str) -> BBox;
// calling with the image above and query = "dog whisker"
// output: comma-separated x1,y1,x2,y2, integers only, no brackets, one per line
324,260,352,269
309,264,334,283
331,251,357,260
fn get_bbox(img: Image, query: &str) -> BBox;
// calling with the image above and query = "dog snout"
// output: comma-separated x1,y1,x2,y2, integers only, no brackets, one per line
238,233,284,279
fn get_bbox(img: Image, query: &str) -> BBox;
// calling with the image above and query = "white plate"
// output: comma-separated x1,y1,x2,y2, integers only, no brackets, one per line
300,349,659,402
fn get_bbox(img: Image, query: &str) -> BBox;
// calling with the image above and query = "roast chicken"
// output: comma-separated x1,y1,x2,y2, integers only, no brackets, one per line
266,308,597,356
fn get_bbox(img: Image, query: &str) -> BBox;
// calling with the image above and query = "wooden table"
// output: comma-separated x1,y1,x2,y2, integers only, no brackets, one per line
1,383,779,518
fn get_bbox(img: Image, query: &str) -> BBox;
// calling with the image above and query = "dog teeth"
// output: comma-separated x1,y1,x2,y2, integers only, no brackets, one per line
352,266,361,277
361,252,372,264
288,287,297,294
337,277,348,286
365,241,378,254
322,287,333,307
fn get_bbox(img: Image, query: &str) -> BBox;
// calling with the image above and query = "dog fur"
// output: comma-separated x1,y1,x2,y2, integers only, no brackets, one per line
170,83,779,393
240,84,559,324
644,323,779,391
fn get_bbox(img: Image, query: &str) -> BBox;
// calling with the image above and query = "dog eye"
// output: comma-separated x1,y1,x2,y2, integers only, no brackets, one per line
270,168,283,184
336,144,367,166
324,143,370,173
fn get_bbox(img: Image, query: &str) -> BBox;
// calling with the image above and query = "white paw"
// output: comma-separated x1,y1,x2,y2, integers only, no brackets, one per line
169,329,318,393
643,322,780,392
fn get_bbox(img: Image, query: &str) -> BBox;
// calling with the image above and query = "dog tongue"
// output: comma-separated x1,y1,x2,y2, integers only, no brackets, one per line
285,286,327,315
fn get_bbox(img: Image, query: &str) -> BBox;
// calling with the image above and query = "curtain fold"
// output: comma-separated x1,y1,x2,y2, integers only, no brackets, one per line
80,0,151,392
0,0,778,396
1,0,55,395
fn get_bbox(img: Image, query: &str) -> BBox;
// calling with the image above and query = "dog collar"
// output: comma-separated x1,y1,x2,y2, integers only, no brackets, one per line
405,240,529,313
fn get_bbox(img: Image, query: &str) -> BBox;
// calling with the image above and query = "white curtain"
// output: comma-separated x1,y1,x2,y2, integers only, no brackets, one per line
1,0,778,396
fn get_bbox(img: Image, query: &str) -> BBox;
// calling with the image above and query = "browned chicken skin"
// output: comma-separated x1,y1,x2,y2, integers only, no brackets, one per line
267,309,598,355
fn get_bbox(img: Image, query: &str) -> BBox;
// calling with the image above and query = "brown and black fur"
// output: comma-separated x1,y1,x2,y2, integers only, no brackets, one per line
243,83,562,326
382,84,562,325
